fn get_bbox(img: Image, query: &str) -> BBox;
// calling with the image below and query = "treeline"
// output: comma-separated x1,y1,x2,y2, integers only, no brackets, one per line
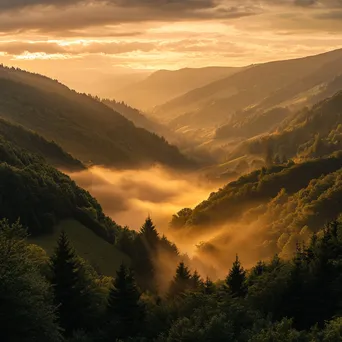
171,152,342,231
4,217,342,341
0,117,84,171
170,152,342,268
0,135,121,241
232,89,342,164
0,70,193,169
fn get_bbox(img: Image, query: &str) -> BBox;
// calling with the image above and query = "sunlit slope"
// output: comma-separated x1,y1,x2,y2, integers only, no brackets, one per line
228,89,342,163
171,152,342,262
114,66,243,110
156,49,342,128
171,153,342,232
0,65,193,168
30,219,130,276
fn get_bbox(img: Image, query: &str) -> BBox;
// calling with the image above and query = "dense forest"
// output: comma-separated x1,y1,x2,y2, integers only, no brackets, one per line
0,134,121,241
5,215,342,341
229,89,342,163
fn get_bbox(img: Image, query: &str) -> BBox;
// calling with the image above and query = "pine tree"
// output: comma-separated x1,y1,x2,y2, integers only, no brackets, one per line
133,234,156,293
226,255,247,297
169,262,192,297
106,263,145,340
132,217,160,293
50,231,96,335
191,270,203,291
140,216,159,249
247,260,267,287
204,277,215,295
0,220,62,342
253,261,267,277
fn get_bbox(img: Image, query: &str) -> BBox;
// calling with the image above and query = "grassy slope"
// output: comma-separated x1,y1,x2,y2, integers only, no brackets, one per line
30,219,130,276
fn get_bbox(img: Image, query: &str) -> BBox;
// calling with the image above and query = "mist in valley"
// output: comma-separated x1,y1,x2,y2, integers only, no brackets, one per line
68,165,273,280
70,166,216,248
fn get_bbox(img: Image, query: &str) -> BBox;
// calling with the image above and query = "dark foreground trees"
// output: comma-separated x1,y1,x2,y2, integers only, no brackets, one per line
105,263,145,340
226,254,247,297
0,220,62,342
49,231,101,336
5,217,342,341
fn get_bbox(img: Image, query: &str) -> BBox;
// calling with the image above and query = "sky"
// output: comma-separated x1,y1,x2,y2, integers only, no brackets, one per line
1,0,342,90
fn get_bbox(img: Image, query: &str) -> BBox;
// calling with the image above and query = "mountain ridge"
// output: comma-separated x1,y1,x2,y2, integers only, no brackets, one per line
113,66,244,110
155,48,342,130
0,65,193,169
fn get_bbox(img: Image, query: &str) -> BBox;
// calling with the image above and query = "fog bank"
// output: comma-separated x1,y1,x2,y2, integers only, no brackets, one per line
69,165,273,278
69,166,217,251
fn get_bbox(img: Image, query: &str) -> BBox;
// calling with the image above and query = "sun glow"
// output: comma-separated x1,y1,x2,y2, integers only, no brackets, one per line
13,52,73,60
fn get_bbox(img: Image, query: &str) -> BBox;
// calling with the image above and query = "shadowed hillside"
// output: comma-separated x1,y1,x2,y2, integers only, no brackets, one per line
0,65,193,169
0,117,84,171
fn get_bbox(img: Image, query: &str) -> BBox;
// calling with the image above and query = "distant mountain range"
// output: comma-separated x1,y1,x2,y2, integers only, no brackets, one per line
153,49,342,135
113,66,243,110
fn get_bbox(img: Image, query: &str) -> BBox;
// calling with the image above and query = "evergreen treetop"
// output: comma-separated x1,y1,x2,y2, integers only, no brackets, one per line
106,263,145,340
50,231,98,335
226,254,247,297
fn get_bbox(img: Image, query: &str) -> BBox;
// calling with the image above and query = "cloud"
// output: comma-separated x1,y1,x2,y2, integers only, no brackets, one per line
0,39,249,57
1,0,342,77
0,0,340,36
0,0,84,10
0,1,259,35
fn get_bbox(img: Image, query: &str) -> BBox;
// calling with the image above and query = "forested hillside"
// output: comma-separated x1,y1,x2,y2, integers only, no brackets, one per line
229,88,342,164
0,117,84,171
155,48,342,132
171,152,342,263
102,99,172,138
0,65,193,168
0,135,122,241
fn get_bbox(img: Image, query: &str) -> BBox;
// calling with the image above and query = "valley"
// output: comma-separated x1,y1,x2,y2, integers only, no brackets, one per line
3,48,342,277
2,11,342,338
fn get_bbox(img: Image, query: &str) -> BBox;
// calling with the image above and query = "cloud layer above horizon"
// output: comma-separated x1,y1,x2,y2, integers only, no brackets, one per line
1,0,342,91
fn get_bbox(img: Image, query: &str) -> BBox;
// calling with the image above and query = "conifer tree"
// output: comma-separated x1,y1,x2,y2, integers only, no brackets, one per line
106,263,145,340
132,217,160,293
226,255,247,297
191,270,203,291
50,231,96,335
204,277,215,295
253,260,267,277
0,220,62,342
140,216,159,249
169,262,192,297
